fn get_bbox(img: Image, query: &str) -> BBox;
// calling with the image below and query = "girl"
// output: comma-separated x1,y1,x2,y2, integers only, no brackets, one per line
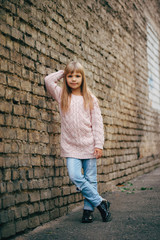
45,61,111,223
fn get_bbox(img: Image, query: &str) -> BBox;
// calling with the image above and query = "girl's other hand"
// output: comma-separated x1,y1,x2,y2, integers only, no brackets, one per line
94,148,102,159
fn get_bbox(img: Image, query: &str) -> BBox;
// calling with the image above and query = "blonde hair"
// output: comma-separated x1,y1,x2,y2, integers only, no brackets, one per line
61,61,93,113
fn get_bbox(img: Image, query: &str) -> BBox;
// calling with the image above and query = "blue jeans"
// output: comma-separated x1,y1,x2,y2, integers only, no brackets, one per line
67,158,102,211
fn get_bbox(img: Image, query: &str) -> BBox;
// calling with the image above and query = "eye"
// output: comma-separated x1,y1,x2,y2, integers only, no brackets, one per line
67,75,72,78
76,75,81,77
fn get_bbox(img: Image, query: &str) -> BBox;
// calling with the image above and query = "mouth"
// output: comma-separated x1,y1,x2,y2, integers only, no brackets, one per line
71,83,77,85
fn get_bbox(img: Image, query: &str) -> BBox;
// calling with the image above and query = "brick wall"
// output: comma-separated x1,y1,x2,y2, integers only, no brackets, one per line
0,0,160,238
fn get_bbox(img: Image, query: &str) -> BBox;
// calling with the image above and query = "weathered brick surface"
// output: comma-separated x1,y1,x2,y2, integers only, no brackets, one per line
0,0,160,238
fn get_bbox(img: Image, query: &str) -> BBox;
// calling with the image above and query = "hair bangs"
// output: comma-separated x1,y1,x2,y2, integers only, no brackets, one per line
65,62,84,76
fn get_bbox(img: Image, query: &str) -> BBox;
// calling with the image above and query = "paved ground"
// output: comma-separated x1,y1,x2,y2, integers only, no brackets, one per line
14,167,160,240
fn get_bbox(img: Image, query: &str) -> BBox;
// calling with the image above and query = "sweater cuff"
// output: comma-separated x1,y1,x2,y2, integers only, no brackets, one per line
56,70,64,80
95,144,103,150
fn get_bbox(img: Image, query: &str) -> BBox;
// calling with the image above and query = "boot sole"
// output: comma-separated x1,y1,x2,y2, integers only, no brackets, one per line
82,219,93,223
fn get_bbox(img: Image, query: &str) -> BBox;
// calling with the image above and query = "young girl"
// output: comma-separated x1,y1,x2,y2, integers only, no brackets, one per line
45,61,111,223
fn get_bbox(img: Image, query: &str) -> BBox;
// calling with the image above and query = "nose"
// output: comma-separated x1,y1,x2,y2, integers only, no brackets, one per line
72,76,76,81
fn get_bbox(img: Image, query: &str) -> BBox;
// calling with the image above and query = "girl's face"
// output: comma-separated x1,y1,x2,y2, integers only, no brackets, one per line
66,71,83,95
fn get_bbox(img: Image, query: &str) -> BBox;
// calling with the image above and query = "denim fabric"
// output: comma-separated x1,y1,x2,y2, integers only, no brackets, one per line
67,158,102,211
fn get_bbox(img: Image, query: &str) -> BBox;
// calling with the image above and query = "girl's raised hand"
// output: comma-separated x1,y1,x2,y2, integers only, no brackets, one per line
94,148,102,159
45,70,64,82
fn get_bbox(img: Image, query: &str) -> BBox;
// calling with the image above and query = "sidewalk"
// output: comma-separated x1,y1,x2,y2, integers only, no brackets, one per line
14,167,160,240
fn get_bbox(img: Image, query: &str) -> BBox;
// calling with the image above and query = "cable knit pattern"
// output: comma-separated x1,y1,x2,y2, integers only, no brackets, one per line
45,70,104,159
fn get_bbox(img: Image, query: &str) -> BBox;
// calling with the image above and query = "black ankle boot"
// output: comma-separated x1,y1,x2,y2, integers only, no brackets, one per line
97,200,111,222
82,210,93,223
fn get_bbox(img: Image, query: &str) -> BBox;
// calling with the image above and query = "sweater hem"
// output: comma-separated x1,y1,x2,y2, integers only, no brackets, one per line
61,153,96,159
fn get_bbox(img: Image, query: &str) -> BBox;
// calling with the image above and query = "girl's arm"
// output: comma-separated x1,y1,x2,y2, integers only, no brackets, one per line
91,97,104,151
44,70,64,103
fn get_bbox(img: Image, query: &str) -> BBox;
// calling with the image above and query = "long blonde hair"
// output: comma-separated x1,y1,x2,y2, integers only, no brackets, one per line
61,61,93,113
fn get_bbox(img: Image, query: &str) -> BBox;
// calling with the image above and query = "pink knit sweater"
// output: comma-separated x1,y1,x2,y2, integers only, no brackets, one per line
45,70,104,159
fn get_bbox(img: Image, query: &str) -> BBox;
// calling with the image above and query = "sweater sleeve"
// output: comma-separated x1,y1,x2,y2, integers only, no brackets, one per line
91,96,104,149
44,70,64,103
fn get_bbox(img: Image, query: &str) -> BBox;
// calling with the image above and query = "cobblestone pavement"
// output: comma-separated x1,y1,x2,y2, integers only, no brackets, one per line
14,167,160,240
